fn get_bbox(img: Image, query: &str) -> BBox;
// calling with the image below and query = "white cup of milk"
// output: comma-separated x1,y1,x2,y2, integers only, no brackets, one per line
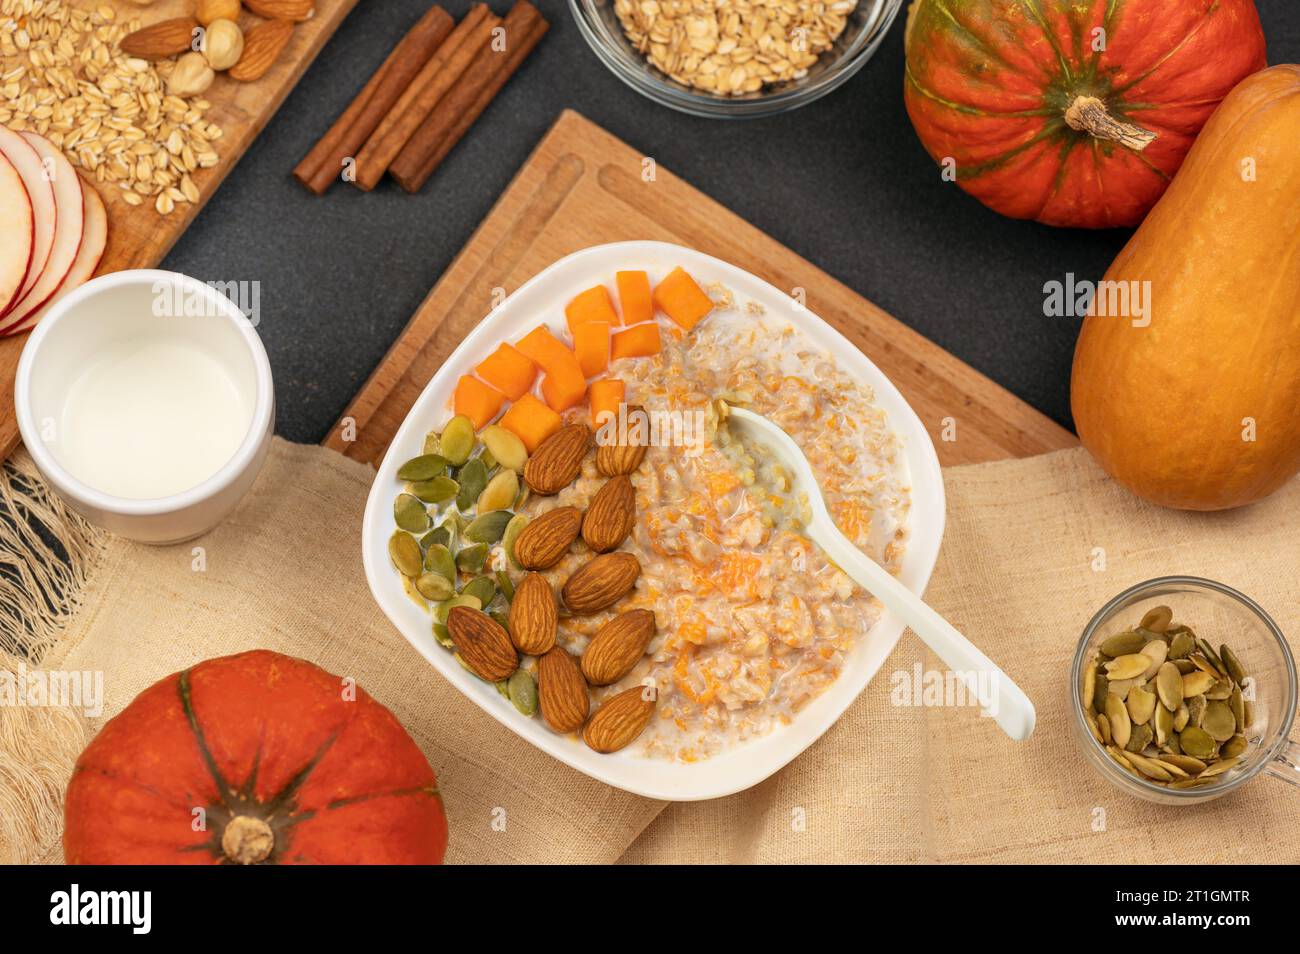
15,270,274,544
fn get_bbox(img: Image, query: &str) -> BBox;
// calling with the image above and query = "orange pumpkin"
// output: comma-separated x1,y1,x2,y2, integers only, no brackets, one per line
64,650,449,864
1071,66,1300,510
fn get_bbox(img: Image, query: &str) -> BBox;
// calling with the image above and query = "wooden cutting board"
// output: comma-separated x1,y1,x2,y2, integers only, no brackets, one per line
324,110,1075,468
0,0,360,458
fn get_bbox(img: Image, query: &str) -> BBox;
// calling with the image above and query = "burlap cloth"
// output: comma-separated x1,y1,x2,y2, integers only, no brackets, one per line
4,439,1297,864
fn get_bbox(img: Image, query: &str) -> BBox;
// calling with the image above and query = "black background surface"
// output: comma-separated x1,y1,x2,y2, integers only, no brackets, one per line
160,0,1300,443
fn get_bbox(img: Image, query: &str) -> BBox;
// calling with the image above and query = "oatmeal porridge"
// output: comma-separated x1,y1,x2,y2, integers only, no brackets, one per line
519,307,911,761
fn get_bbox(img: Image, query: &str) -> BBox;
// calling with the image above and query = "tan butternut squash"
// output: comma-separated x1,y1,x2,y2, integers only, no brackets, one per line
1071,65,1300,511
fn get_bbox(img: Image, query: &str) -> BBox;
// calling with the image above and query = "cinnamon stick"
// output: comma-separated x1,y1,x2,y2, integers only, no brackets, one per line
390,1,548,193
292,5,453,195
352,4,498,192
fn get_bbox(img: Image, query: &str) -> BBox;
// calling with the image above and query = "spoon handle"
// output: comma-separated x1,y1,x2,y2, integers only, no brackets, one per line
809,519,1037,742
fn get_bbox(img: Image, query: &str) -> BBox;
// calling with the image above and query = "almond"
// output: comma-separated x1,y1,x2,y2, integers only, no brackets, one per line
523,424,590,495
512,506,582,570
581,609,655,686
583,685,657,753
228,18,294,82
507,572,557,655
562,552,640,614
243,0,315,21
120,17,200,60
595,404,648,477
537,647,589,733
447,606,517,682
581,475,635,553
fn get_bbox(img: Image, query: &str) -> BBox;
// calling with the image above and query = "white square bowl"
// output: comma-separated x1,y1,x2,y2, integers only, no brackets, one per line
361,241,945,801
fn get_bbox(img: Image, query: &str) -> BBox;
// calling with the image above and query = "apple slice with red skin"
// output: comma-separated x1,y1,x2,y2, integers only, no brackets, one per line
0,151,34,318
0,126,55,315
0,131,84,335
6,178,107,335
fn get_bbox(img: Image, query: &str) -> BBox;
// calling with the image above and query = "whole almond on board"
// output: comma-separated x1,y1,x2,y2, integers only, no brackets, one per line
229,19,295,82
538,647,589,734
596,404,648,477
120,17,200,60
512,506,582,570
507,572,557,655
523,424,590,495
447,606,517,682
583,685,657,753
243,0,315,20
581,609,655,686
562,552,640,614
582,475,636,553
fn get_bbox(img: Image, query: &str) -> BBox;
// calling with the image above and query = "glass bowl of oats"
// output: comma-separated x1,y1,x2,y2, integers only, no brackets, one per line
570,0,905,117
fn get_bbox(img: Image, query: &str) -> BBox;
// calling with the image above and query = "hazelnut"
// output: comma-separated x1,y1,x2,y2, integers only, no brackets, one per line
195,0,242,26
168,51,215,98
200,18,244,71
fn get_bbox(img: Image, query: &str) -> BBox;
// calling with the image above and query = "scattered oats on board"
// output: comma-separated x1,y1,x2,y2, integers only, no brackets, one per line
0,0,224,215
613,0,857,95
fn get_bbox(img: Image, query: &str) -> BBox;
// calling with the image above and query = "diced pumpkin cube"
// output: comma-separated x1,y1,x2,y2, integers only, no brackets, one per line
516,325,578,374
565,285,619,336
616,270,652,326
454,376,505,429
475,343,536,400
653,266,713,330
539,358,588,413
588,378,625,428
499,394,562,452
610,322,662,360
573,320,610,378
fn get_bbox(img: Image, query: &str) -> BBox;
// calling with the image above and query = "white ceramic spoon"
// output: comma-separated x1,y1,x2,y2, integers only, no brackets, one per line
723,406,1037,742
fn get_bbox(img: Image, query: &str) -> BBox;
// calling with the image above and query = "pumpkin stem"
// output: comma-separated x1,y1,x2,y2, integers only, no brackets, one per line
221,815,275,864
1064,96,1156,152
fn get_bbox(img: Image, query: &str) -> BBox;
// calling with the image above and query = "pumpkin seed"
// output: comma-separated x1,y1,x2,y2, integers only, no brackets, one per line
507,669,538,716
1106,654,1150,680
1127,686,1157,726
1189,654,1218,676
478,470,519,514
481,424,529,471
410,475,459,503
1244,699,1255,728
456,542,489,572
1159,753,1207,774
1097,712,1111,744
1125,722,1152,754
464,509,513,544
433,622,454,648
1093,673,1109,712
1179,726,1217,759
1173,703,1190,732
1151,758,1190,779
455,457,488,512
1182,670,1216,698
462,575,497,607
1126,751,1174,782
1169,777,1217,789
421,526,451,550
1220,644,1247,684
1186,694,1206,727
1168,632,1195,659
1085,711,1103,744
495,569,515,602
440,415,476,466
433,593,482,624
1107,677,1139,698
490,609,512,632
1105,695,1132,749
1106,745,1139,775
422,431,441,456
389,532,423,577
1154,702,1174,746
503,513,529,569
1197,756,1240,779
397,453,448,481
1101,631,1145,657
495,678,511,699
1221,734,1248,759
1196,639,1227,677
1139,639,1168,680
1082,664,1096,712
1155,662,1183,711
424,543,456,581
479,447,499,473
414,573,455,601
1164,733,1181,755
1204,678,1233,701
1201,701,1236,742
1139,605,1172,634
1173,658,1197,674
394,494,431,532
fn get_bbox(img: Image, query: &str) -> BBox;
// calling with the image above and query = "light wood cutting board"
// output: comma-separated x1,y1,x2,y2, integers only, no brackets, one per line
323,110,1076,467
0,0,360,458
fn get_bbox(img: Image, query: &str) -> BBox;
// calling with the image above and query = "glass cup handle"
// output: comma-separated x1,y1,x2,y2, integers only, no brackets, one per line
1265,739,1300,788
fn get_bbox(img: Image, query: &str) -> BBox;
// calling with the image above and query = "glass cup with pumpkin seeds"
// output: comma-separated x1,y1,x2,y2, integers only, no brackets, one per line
1072,577,1299,804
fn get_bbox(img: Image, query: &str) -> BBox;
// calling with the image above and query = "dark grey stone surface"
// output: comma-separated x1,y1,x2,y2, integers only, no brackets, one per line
160,0,1300,442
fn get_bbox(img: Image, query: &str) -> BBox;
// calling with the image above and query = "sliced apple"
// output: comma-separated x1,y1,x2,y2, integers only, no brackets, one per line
6,179,107,336
0,151,34,318
0,126,55,314
0,131,84,335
